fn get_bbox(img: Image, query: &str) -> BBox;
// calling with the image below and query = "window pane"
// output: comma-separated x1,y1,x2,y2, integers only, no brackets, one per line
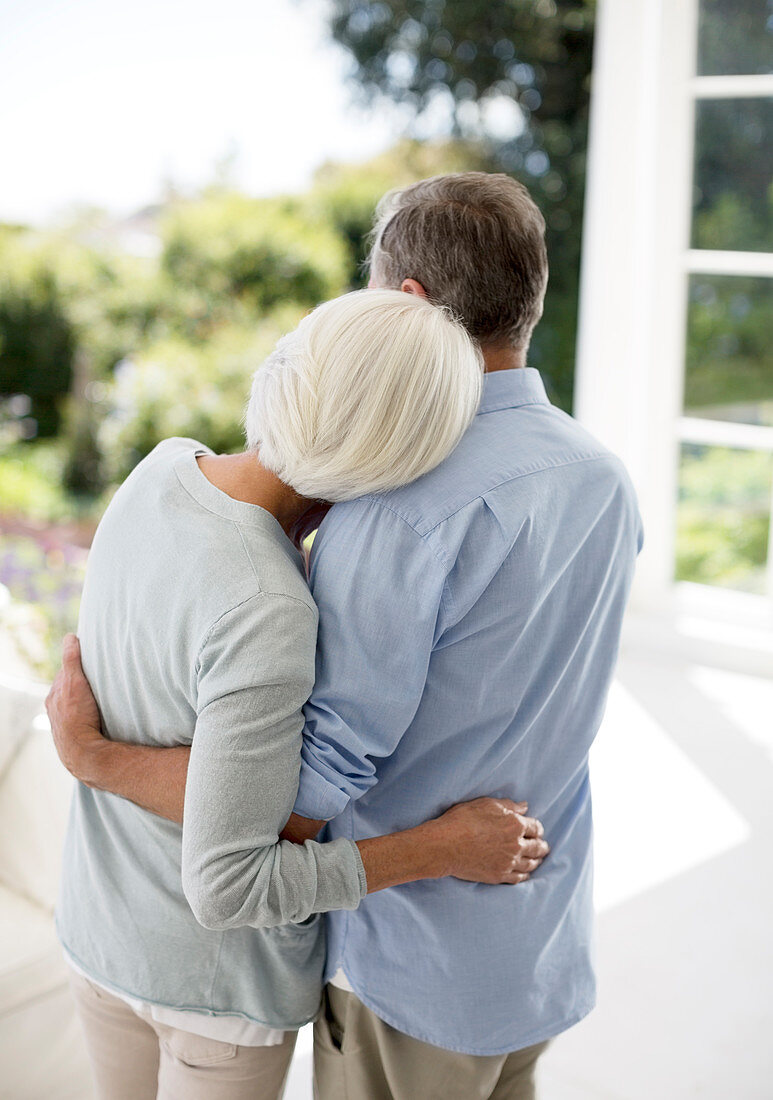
691,98,773,252
698,0,773,77
676,444,772,593
684,275,773,426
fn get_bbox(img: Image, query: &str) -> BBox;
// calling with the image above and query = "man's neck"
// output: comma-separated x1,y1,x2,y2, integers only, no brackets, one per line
196,452,310,535
481,345,526,373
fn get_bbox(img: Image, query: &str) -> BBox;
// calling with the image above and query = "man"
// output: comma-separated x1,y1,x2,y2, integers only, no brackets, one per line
49,172,642,1099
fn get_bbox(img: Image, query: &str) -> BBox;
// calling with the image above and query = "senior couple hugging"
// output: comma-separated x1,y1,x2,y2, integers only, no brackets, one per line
46,171,642,1100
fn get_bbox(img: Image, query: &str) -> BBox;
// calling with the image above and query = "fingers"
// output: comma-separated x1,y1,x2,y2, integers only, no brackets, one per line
502,871,530,885
503,831,551,883
519,837,550,860
62,633,81,665
45,669,63,709
520,815,544,839
513,857,542,873
499,799,528,814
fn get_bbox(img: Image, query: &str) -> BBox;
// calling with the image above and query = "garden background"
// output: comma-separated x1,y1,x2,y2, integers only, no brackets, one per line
1,0,769,680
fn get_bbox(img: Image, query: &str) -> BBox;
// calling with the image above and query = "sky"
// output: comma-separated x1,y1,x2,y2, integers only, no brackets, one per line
0,0,406,224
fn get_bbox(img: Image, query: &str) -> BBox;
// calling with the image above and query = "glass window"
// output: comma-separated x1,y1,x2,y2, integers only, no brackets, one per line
683,275,773,426
698,0,773,77
691,98,773,253
676,444,772,593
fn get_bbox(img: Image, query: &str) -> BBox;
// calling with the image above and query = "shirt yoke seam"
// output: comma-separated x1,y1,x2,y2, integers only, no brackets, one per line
355,499,453,573
418,452,616,536
477,398,546,415
334,500,456,621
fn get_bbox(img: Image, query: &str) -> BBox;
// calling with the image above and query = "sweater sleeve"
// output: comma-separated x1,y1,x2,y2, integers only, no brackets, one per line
180,591,367,931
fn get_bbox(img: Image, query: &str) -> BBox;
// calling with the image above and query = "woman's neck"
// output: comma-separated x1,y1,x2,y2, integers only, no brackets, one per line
196,452,310,535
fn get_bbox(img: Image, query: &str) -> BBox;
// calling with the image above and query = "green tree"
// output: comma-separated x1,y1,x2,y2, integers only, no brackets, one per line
676,446,771,593
325,0,596,409
97,304,305,482
160,193,350,318
0,251,75,438
697,0,773,77
309,138,495,287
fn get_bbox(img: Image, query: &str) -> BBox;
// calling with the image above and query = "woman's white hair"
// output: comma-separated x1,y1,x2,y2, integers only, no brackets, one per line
245,288,483,502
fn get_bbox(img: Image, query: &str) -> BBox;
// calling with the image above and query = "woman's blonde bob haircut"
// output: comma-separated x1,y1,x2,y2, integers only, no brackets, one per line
245,288,483,502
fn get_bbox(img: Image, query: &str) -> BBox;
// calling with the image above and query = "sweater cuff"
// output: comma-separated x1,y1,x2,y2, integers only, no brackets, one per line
349,839,368,898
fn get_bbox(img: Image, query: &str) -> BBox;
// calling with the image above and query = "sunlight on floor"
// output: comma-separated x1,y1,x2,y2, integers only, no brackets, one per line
686,665,773,765
590,677,752,913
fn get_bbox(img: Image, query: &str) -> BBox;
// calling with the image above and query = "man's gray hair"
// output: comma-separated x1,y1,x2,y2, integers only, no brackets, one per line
369,172,548,352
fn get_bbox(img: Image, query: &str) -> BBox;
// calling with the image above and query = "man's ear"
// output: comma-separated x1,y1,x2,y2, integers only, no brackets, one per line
400,278,429,299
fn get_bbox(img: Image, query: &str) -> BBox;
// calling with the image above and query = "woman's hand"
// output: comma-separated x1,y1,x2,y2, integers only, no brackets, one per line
431,797,549,884
356,796,549,894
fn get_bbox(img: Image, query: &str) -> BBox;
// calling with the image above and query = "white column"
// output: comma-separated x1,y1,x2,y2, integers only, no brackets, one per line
574,0,698,611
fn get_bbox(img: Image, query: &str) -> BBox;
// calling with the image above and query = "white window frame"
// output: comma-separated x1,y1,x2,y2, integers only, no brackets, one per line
574,0,773,661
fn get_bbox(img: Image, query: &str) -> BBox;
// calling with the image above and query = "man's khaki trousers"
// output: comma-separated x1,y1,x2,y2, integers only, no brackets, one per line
313,985,549,1100
68,968,297,1100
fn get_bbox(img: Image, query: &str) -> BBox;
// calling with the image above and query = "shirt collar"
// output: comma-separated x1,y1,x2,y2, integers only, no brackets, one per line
477,368,550,415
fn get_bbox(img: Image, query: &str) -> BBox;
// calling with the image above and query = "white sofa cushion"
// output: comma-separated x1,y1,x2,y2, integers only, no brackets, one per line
0,673,47,783
0,717,74,910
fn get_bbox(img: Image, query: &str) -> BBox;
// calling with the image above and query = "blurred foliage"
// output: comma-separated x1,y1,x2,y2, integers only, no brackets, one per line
684,275,773,418
0,443,75,522
326,0,596,409
0,227,167,478
697,0,773,77
310,138,495,285
99,308,304,482
0,139,489,501
0,533,87,681
1,0,771,614
160,193,350,316
676,446,772,593
0,232,75,438
692,98,772,253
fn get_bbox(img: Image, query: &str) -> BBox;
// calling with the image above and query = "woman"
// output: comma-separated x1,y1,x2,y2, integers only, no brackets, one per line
51,289,547,1100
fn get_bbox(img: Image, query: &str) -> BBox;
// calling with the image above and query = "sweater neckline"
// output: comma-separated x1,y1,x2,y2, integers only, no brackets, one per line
173,446,292,543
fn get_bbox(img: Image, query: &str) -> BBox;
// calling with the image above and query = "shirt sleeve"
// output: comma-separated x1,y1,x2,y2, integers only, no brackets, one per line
180,591,367,931
293,499,448,821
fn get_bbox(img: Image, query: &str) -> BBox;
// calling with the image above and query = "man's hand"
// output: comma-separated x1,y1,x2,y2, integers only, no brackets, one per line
45,633,105,783
45,633,190,821
431,797,549,884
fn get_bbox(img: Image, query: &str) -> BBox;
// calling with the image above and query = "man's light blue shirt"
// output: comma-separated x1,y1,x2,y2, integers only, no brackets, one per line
294,368,643,1055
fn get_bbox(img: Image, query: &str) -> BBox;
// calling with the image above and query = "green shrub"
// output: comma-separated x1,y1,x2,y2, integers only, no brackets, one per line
308,139,493,287
98,305,305,481
676,446,772,592
0,239,75,437
160,193,350,314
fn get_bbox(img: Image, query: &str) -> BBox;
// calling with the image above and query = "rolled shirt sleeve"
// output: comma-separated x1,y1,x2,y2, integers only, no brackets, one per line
294,499,448,821
181,591,367,932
